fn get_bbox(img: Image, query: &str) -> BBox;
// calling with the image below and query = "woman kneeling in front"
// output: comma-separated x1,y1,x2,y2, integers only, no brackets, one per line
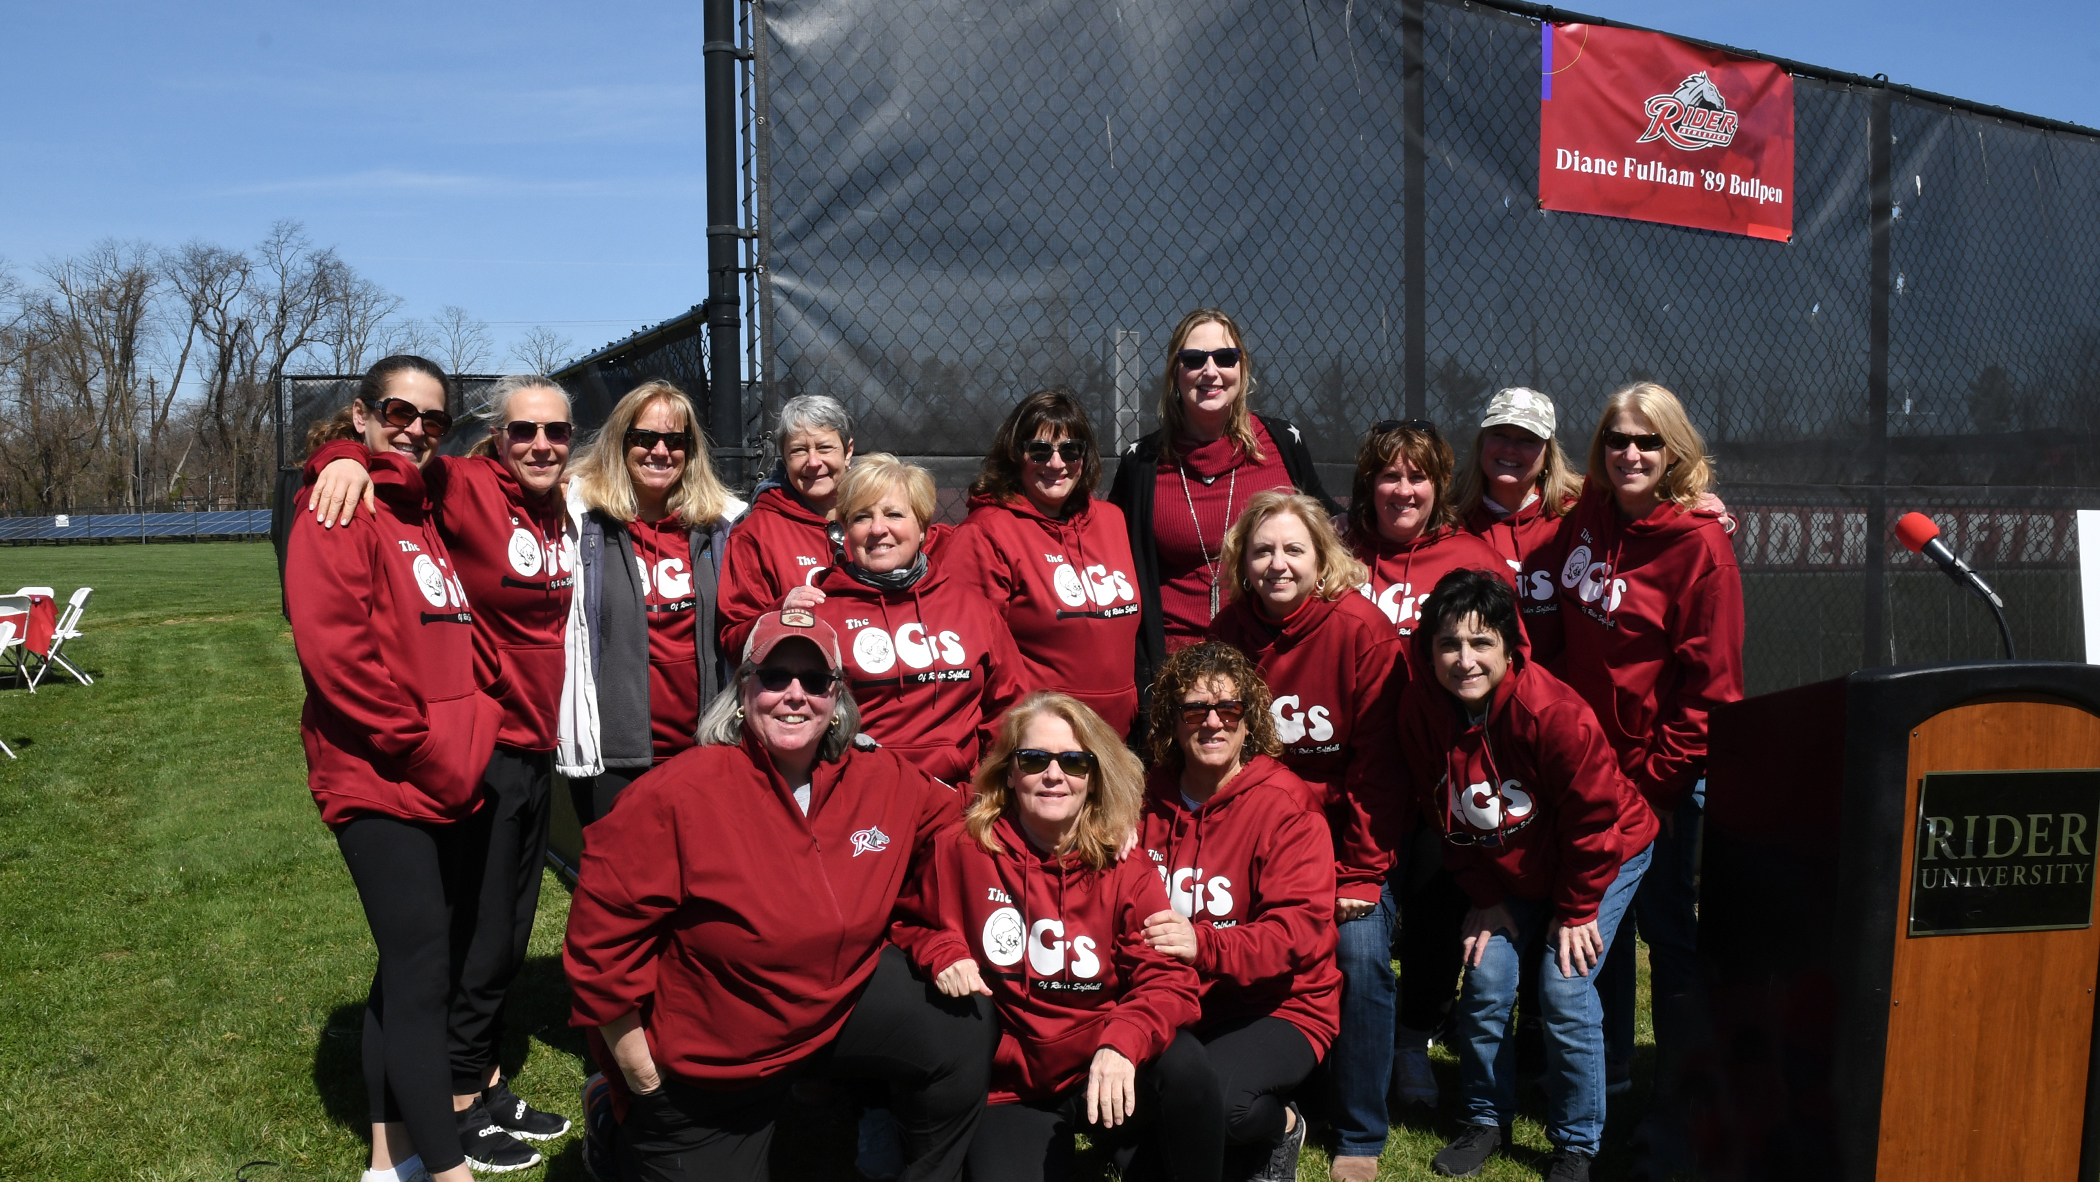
1400,570,1657,1182
894,692,1222,1182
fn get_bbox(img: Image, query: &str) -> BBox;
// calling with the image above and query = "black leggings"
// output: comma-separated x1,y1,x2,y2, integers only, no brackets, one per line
620,947,995,1182
1397,842,1472,1036
337,812,489,1174
447,746,553,1094
570,764,646,830
967,1029,1225,1182
1199,1016,1319,1147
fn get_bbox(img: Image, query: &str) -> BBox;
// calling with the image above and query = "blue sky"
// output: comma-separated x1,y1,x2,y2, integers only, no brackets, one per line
3,0,2093,372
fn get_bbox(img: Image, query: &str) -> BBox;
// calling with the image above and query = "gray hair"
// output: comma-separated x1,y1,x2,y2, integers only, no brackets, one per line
698,659,862,763
478,374,571,429
776,394,854,447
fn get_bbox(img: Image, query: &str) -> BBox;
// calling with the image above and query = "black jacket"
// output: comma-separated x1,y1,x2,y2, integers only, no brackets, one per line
1106,413,1340,735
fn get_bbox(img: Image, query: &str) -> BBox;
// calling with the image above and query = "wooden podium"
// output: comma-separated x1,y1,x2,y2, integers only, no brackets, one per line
1701,662,2100,1182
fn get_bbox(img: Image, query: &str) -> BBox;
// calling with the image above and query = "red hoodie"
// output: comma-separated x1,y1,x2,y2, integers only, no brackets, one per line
1463,493,1573,578
307,441,572,751
287,451,507,826
717,484,831,659
1207,592,1408,905
1348,524,1515,652
807,556,1028,785
950,493,1141,736
564,735,958,1088
892,815,1202,1103
1520,483,1746,812
1137,755,1342,1056
1396,661,1658,925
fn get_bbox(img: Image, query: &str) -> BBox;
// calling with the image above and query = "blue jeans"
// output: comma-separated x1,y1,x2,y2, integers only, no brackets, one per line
1601,786,1703,1075
1452,841,1652,1155
1328,875,1399,1157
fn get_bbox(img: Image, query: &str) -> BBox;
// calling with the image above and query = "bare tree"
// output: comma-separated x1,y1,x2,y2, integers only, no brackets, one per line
434,304,493,375
510,326,576,375
325,273,403,374
381,317,439,360
35,241,158,503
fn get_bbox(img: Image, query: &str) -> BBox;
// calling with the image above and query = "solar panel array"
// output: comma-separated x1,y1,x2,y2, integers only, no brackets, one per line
0,511,273,543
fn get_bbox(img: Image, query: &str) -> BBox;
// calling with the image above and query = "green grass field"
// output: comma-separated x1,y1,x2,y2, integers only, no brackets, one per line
0,542,1653,1181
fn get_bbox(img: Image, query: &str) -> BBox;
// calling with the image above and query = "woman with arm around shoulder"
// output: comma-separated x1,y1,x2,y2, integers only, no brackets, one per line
717,394,855,657
1136,643,1344,1182
306,373,583,1156
1401,569,1657,1181
1519,382,1744,1166
1451,387,1583,578
893,693,1219,1182
1203,492,1410,1177
564,610,993,1181
952,388,1142,737
559,380,748,826
785,455,1026,785
1106,309,1339,723
286,355,507,1182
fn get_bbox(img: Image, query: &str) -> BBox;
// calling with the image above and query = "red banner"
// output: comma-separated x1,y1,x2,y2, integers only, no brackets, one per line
1540,23,1794,242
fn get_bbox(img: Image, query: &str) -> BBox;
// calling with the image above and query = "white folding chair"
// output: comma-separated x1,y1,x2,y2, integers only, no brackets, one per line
27,587,93,689
0,595,32,693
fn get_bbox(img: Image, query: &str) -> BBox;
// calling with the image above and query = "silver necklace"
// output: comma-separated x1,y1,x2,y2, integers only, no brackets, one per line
1177,464,1236,619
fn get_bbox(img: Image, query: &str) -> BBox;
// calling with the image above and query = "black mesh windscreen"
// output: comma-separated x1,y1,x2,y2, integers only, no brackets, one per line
767,0,2100,691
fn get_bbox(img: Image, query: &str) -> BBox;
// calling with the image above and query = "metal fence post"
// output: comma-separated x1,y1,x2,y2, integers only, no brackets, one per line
1862,87,1893,669
705,0,755,487
1401,0,1427,420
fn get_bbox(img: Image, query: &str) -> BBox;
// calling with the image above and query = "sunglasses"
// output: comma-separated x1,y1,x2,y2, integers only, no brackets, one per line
504,419,574,445
1023,440,1086,465
1176,699,1246,727
372,397,454,440
754,666,838,695
626,428,693,453
1373,418,1441,439
1176,347,1243,371
1602,430,1666,453
1013,748,1099,778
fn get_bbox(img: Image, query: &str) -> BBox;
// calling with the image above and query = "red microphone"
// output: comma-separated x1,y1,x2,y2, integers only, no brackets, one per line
1894,511,2003,610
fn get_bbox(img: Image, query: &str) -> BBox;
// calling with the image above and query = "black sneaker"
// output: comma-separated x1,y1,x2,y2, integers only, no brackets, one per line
458,1096,544,1173
1430,1124,1502,1178
1546,1148,1594,1182
487,1077,572,1140
1251,1101,1306,1182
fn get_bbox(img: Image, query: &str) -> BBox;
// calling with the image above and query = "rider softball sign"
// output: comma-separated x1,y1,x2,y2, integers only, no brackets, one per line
1539,23,1795,242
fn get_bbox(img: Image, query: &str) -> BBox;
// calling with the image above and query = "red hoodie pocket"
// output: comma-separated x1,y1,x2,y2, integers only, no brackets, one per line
402,690,503,812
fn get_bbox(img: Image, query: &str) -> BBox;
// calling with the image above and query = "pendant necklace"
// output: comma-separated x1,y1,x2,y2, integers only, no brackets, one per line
1178,464,1236,620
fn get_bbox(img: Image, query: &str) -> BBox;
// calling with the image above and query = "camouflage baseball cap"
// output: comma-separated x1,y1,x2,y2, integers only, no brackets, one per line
1480,387,1556,440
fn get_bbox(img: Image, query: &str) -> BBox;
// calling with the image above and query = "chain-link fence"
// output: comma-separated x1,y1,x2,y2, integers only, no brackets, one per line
751,0,2100,694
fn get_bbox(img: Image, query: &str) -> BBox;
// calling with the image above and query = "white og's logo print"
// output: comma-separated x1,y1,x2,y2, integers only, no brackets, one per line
850,623,963,674
1558,543,1626,611
1159,866,1236,918
982,907,1025,967
507,528,543,577
411,554,465,609
1270,695,1333,744
1028,919,1101,978
1052,561,1136,609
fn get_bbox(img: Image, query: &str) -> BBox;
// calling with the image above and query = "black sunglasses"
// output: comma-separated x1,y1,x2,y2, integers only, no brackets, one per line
504,419,574,445
372,397,454,440
1373,418,1441,439
1013,748,1098,778
1023,440,1086,465
1176,347,1243,371
626,428,693,453
1176,699,1246,727
754,666,838,695
1602,430,1666,453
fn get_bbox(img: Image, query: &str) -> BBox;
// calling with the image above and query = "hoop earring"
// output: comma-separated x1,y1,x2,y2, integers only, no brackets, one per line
735,706,746,721
829,712,842,730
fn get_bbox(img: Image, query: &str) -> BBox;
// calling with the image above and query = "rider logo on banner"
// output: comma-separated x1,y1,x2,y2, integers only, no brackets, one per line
1539,23,1794,242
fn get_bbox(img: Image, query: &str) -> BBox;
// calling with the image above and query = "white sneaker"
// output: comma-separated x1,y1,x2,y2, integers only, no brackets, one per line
1394,1043,1440,1107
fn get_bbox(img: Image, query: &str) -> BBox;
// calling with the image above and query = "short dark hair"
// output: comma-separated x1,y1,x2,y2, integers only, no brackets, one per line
968,388,1103,504
1348,420,1457,542
356,355,451,412
1412,568,1526,674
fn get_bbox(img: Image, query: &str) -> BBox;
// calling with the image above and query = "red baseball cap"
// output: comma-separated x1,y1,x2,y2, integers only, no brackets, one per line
743,608,844,668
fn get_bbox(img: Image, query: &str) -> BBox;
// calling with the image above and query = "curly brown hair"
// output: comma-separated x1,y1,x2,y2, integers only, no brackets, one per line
1147,641,1284,770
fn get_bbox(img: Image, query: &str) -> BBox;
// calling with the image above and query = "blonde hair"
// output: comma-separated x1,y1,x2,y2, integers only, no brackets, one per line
1450,428,1582,521
571,381,735,526
466,375,571,460
965,692,1145,871
1585,382,1714,509
833,452,937,528
1156,308,1262,465
1218,490,1368,605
